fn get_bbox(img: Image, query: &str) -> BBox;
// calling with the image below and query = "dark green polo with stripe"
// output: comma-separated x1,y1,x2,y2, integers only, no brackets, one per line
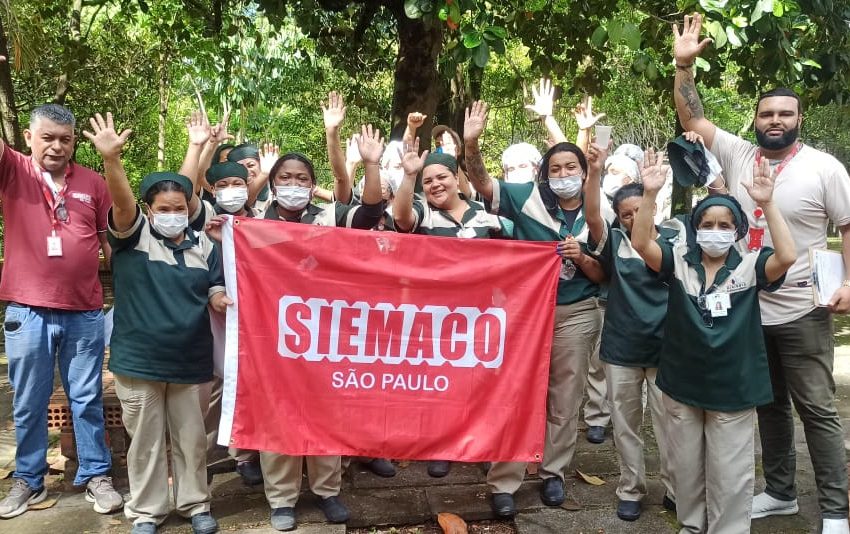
407,196,514,238
589,220,682,368
263,199,382,228
654,238,783,411
107,208,225,384
488,180,598,305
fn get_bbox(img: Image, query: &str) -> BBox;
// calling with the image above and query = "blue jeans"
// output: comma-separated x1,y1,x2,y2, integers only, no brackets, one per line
4,303,111,489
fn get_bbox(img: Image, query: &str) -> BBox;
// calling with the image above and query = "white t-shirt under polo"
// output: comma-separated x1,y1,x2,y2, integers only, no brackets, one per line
710,128,850,325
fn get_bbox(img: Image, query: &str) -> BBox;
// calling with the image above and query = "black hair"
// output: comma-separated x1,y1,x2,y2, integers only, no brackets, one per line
537,142,589,212
691,193,749,239
144,180,191,205
757,87,802,115
268,152,317,186
211,143,235,165
612,183,644,216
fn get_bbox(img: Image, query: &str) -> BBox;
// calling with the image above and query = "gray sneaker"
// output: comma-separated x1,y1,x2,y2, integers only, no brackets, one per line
0,479,47,518
85,475,124,514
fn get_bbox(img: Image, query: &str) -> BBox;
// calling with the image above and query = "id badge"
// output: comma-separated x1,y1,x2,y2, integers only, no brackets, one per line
458,227,477,239
707,293,731,317
747,227,765,251
47,233,63,257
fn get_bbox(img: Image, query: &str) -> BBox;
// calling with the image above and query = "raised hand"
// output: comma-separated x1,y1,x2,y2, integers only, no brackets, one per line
209,110,234,144
83,112,132,159
524,78,555,118
400,137,428,176
322,91,347,130
356,124,384,165
639,148,669,193
407,112,427,130
673,13,713,65
345,134,363,164
585,141,609,174
260,143,280,175
463,100,489,142
573,95,606,130
743,158,775,207
187,111,210,146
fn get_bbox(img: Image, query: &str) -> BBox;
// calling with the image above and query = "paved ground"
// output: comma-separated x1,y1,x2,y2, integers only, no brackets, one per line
1,346,849,533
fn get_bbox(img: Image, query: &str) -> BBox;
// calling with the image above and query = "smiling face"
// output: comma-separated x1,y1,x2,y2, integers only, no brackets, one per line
754,96,802,151
697,205,736,232
25,117,75,174
422,164,459,208
547,151,583,180
238,157,261,182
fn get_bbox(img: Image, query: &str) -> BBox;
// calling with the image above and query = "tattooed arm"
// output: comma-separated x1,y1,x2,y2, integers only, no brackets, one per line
462,101,494,203
672,13,717,148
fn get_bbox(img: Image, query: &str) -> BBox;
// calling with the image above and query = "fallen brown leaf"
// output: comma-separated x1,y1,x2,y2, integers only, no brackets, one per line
561,498,582,511
0,468,12,480
576,469,606,486
437,512,468,534
29,494,60,510
397,460,411,468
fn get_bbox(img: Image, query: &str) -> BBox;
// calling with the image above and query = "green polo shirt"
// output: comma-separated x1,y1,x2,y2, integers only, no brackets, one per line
405,196,514,238
488,180,598,305
263,199,383,229
107,208,225,384
589,219,684,368
654,237,783,412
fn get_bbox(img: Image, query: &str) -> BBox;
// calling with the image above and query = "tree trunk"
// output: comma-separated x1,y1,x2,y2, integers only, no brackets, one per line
388,5,442,146
54,0,83,105
0,16,23,149
436,63,483,137
157,49,169,171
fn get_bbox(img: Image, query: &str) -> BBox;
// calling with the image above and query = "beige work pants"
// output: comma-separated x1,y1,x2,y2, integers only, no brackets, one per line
260,452,342,508
663,394,755,534
115,374,210,525
606,364,674,501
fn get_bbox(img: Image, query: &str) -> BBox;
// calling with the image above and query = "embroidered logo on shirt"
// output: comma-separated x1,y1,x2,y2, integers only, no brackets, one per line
70,191,93,205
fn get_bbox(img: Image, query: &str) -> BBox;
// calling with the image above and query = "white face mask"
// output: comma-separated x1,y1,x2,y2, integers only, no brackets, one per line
385,168,405,193
506,167,536,183
696,229,737,258
151,213,188,239
275,185,312,211
602,174,623,198
548,174,584,199
215,186,248,213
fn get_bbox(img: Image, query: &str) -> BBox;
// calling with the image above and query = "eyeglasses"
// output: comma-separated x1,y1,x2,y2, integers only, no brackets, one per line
697,294,714,328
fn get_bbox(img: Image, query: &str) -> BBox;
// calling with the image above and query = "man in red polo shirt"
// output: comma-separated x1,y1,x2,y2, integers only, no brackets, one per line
0,104,123,518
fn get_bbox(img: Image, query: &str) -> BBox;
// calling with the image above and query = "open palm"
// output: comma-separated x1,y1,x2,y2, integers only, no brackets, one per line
83,112,132,159
673,13,712,64
743,159,775,206
463,100,488,141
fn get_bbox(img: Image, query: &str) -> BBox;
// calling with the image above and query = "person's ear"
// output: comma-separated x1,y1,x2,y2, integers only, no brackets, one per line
24,129,32,148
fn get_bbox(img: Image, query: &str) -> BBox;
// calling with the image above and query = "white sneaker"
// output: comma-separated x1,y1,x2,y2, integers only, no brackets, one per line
822,518,850,534
751,492,799,519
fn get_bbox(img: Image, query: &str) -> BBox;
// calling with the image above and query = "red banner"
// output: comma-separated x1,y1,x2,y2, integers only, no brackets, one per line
219,216,560,462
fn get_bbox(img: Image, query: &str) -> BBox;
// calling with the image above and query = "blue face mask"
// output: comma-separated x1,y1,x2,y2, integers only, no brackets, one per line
435,147,444,154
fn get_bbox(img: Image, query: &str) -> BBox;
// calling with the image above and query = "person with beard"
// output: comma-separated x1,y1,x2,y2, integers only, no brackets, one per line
463,100,606,515
673,13,850,534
